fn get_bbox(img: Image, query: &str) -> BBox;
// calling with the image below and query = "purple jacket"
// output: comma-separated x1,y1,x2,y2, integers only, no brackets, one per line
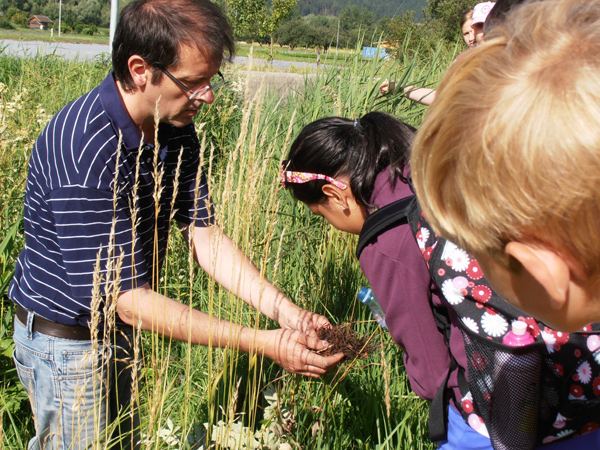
359,168,467,402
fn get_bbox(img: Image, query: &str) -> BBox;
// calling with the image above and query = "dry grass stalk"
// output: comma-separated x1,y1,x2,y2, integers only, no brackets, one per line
381,333,391,418
128,133,144,441
145,99,176,445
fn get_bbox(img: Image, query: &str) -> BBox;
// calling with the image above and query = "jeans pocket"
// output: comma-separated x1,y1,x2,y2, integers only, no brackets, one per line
57,343,111,447
58,341,109,380
13,347,37,409
57,342,111,409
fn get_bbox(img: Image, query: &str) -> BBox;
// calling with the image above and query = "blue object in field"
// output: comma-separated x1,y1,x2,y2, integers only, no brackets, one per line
362,47,387,58
357,287,387,328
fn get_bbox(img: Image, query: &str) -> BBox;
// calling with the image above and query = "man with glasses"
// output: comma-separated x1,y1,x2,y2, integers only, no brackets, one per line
8,0,343,448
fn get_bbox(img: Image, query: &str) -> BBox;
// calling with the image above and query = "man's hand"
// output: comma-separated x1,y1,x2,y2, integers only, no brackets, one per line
261,328,344,378
276,300,331,337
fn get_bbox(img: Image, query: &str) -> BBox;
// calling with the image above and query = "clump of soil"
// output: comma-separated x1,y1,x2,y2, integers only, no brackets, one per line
315,324,377,361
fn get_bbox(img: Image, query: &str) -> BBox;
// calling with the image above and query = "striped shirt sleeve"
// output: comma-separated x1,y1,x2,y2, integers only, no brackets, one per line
172,137,215,227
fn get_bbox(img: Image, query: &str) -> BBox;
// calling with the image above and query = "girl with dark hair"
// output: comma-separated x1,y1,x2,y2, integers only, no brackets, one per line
282,112,492,449
284,112,413,217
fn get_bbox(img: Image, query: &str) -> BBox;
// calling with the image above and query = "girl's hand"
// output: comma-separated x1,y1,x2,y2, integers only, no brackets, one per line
261,328,344,377
380,79,396,95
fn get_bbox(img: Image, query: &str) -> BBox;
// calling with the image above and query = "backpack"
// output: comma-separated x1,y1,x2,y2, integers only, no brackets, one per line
356,195,600,450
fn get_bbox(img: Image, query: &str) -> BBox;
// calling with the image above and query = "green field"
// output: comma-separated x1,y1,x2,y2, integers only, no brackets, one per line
0,28,111,45
0,42,453,449
0,30,391,66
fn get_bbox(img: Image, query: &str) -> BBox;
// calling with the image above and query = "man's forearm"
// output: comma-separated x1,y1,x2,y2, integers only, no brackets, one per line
116,285,264,352
115,285,340,377
181,223,294,323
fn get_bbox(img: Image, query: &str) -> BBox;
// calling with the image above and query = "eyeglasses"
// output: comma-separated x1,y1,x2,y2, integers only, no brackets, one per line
280,161,347,190
158,67,226,101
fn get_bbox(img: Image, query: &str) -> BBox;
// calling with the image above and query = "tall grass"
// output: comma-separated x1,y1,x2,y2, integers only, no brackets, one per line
0,53,112,446
0,41,453,449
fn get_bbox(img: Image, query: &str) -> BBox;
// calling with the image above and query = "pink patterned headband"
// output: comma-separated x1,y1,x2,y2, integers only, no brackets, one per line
280,163,347,190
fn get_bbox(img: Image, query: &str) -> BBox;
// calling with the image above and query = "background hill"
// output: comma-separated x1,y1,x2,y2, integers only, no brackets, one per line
296,0,428,20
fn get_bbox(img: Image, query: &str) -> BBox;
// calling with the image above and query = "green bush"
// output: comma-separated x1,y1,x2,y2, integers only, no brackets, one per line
276,18,313,50
4,7,20,20
74,22,85,33
426,0,474,43
0,18,14,29
10,11,27,27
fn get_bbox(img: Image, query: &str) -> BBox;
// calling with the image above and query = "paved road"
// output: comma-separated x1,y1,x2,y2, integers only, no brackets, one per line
0,39,321,70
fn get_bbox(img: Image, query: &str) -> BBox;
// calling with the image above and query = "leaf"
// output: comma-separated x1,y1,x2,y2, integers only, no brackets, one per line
0,338,14,357
0,218,21,265
262,385,278,403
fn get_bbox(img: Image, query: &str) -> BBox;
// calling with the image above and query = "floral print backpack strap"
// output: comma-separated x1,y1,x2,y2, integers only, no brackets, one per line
408,204,600,448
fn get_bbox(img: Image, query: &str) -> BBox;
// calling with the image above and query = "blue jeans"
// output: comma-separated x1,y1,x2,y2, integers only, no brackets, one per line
13,311,139,450
438,406,494,450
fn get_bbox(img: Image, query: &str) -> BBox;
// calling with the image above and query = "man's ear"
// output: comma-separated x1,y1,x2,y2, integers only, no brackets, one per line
505,242,570,310
321,184,348,209
127,55,151,89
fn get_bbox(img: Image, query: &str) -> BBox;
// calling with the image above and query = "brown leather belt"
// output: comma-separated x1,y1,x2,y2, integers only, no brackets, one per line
15,304,92,340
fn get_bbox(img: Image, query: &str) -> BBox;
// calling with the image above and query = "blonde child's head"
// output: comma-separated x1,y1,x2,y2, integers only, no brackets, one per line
411,0,600,331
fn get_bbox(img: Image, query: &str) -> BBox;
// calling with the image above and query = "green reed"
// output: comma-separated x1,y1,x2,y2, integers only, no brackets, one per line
0,39,454,448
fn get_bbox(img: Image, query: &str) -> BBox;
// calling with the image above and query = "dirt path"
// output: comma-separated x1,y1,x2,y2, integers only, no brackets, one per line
241,71,316,98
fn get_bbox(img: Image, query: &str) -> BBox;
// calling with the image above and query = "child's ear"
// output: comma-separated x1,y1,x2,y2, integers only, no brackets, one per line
504,242,570,310
321,184,348,209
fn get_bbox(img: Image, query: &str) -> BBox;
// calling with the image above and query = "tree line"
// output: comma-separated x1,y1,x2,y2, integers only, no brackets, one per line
220,0,474,54
296,0,425,21
0,0,473,54
0,0,110,30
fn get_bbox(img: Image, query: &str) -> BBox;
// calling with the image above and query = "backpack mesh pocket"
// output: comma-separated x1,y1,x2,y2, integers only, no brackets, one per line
462,330,542,450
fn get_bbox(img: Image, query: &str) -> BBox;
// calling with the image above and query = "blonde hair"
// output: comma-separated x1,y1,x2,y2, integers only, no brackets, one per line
411,0,600,283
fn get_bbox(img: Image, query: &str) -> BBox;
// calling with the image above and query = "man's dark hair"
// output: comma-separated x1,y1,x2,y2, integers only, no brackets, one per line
112,0,235,91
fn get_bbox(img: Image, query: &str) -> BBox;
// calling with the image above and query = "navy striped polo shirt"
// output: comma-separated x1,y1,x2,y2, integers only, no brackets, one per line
9,72,213,327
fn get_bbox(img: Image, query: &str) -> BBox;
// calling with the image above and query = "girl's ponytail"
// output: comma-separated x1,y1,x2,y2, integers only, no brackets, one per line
284,112,415,207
